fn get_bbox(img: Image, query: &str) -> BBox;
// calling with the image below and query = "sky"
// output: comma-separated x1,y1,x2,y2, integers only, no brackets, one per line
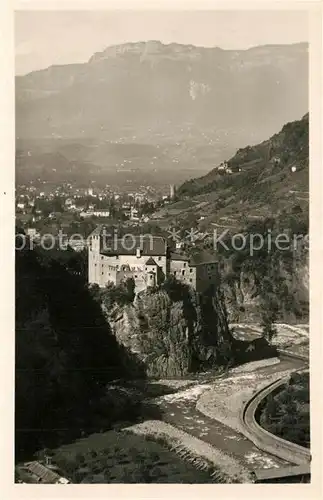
15,10,309,75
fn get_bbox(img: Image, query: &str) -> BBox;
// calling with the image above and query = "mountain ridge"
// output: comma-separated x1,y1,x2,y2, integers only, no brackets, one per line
17,40,308,77
16,40,308,162
16,40,308,177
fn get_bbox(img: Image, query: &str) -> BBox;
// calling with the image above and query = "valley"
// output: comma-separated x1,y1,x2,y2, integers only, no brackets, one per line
14,32,310,485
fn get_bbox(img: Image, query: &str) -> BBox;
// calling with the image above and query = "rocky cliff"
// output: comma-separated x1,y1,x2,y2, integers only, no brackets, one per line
99,281,233,378
220,245,309,323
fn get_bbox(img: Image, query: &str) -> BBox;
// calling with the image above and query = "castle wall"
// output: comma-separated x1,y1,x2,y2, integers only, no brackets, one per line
121,270,147,294
195,262,219,293
89,250,122,287
101,254,167,279
88,241,166,289
170,259,197,289
88,232,218,293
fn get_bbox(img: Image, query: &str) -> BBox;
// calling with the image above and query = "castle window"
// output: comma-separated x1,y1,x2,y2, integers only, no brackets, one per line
101,256,104,260
182,270,185,276
135,275,138,278
102,272,104,275
116,255,119,259
158,256,162,261
189,279,193,283
183,262,186,267
190,268,193,273
145,267,147,271
174,271,176,276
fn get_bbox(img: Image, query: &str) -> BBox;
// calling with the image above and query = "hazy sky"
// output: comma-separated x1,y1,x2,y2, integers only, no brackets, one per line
15,10,308,75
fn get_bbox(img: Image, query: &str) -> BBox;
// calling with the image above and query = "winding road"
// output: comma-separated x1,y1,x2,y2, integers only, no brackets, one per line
242,371,310,465
149,353,309,474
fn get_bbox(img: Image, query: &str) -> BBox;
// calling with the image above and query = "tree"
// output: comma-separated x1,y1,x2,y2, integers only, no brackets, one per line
259,372,310,447
260,309,277,342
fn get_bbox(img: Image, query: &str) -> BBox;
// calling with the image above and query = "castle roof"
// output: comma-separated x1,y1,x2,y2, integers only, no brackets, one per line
89,224,108,237
145,257,157,265
170,250,218,266
101,235,167,256
170,252,190,262
189,250,218,266
23,462,61,483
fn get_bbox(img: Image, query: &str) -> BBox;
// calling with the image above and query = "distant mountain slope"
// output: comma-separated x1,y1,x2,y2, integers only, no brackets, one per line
174,113,308,225
16,41,308,172
15,149,103,185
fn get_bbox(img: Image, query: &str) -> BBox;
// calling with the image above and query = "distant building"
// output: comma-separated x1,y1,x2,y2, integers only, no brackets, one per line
26,228,40,240
93,210,110,218
130,207,139,221
175,240,185,250
64,198,74,207
67,239,86,252
271,156,281,166
88,226,218,294
80,209,110,218
20,461,70,484
217,161,233,174
170,251,218,293
135,194,145,203
170,184,176,200
48,212,62,220
66,204,77,211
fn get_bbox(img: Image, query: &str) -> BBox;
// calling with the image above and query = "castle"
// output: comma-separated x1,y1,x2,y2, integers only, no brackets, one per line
88,226,219,294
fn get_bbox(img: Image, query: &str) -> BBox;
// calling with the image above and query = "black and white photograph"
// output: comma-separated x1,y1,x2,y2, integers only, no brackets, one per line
12,6,314,486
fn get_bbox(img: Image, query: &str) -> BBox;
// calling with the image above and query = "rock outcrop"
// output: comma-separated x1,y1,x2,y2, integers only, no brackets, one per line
101,282,233,378
221,249,309,323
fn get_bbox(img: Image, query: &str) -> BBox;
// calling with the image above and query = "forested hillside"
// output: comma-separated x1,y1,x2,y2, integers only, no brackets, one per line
258,371,310,448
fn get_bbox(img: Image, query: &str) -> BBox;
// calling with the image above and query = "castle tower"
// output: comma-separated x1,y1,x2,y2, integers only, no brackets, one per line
88,227,102,284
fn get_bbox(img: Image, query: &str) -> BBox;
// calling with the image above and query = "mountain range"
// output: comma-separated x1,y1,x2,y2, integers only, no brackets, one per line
16,40,308,183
